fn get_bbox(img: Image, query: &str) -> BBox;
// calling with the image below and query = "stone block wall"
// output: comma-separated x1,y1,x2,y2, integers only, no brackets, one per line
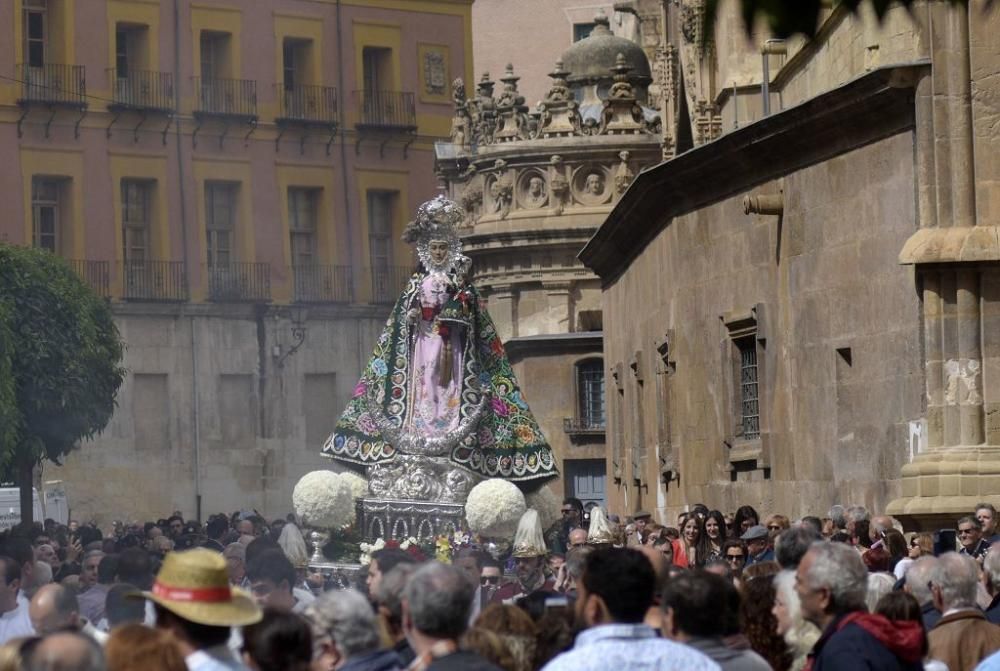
602,131,923,520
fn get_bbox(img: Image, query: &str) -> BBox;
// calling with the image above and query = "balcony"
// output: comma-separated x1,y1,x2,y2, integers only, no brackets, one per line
354,90,416,132
207,262,271,302
16,63,87,107
293,265,352,303
67,260,111,299
107,69,174,112
121,260,188,302
276,84,338,125
563,417,606,438
193,77,258,119
370,266,414,304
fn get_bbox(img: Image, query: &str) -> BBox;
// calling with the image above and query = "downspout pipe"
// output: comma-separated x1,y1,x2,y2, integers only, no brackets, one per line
174,0,202,521
335,0,355,295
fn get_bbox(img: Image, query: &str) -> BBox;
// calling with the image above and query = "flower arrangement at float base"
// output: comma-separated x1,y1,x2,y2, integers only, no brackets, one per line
292,470,354,529
465,478,527,538
337,471,369,525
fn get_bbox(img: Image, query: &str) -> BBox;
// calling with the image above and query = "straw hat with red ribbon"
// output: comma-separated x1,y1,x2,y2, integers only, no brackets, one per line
138,548,262,627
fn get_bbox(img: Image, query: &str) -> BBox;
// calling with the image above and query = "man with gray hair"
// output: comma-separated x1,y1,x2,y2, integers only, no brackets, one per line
374,563,419,667
796,541,924,670
305,589,401,671
927,552,1000,671
844,506,869,537
903,556,941,630
402,562,501,670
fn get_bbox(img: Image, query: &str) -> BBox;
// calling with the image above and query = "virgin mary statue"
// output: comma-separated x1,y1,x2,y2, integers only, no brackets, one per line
322,196,557,502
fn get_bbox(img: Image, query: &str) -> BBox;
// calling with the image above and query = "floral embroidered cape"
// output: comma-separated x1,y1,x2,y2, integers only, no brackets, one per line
322,270,558,483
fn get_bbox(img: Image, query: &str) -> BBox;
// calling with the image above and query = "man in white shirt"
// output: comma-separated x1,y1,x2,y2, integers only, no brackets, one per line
141,548,262,671
0,554,34,644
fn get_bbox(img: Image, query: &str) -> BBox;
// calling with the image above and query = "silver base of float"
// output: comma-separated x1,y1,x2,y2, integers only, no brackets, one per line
356,497,466,543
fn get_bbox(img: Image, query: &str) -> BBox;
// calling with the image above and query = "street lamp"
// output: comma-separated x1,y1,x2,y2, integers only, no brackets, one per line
275,305,308,367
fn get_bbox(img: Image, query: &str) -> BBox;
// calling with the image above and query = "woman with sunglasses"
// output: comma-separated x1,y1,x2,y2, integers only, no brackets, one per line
893,531,934,580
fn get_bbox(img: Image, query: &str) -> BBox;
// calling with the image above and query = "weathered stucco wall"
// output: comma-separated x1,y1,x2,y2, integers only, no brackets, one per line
602,131,923,521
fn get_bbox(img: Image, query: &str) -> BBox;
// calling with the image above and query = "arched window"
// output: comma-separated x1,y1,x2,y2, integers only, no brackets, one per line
577,359,605,429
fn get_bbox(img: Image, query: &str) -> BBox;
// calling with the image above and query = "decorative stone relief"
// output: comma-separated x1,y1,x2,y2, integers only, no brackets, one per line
614,150,635,195
424,51,447,96
449,78,470,147
517,169,549,210
573,165,611,206
486,160,513,218
494,64,529,142
549,155,569,215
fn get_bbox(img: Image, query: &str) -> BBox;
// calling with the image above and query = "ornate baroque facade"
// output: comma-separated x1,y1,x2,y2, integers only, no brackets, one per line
437,13,664,508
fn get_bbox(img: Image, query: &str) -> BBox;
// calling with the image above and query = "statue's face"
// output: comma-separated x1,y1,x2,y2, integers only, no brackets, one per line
429,240,450,265
586,174,603,194
529,177,544,197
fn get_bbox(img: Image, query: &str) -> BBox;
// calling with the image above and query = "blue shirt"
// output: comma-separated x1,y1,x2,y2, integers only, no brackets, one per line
541,623,720,671
976,648,1000,671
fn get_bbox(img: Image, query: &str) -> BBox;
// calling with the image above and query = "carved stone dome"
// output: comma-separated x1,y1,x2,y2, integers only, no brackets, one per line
560,12,652,88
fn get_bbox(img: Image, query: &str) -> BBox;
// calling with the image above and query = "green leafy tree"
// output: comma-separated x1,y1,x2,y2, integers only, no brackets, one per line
0,245,126,528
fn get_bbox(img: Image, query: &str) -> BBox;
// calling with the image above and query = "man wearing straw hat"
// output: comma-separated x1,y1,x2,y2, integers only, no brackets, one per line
137,548,262,671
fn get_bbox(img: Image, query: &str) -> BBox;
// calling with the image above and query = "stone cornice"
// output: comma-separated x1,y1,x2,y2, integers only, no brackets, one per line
579,62,930,285
504,331,603,360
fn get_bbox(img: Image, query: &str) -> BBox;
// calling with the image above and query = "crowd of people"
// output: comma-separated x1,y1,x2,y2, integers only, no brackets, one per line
1,502,1000,671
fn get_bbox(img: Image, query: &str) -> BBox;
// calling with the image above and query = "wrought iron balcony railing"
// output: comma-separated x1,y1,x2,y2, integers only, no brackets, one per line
121,260,188,302
17,63,86,106
276,84,338,125
194,77,258,118
563,417,607,435
207,262,271,302
355,90,416,130
293,264,352,303
67,260,111,299
107,68,174,111
370,266,414,304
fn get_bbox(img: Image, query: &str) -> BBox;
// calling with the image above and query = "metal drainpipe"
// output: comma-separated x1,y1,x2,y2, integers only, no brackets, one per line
335,0,355,296
174,0,202,521
761,39,786,117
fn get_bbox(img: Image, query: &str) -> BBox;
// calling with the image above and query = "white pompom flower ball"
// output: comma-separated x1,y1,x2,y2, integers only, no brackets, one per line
525,486,561,531
339,471,369,501
292,471,353,529
337,471,369,525
465,479,526,538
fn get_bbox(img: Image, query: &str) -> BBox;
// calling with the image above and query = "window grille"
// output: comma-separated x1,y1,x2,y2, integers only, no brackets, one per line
577,360,606,429
737,336,759,439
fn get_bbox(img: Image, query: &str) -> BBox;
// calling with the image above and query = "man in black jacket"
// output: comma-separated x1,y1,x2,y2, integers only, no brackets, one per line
797,541,924,671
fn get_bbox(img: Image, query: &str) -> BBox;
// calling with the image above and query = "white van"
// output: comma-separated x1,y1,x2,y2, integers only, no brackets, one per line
0,488,44,530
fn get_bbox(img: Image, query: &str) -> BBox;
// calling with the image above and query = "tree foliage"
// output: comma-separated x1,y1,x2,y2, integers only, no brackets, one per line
0,245,126,521
705,0,987,41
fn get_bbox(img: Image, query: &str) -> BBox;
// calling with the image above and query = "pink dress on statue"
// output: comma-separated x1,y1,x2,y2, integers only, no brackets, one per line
406,271,464,436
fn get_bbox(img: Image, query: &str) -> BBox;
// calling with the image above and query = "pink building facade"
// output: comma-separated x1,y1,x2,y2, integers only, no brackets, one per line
0,0,472,522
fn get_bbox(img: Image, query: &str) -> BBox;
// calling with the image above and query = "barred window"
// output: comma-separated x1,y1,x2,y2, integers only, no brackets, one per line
577,360,605,429
735,336,759,440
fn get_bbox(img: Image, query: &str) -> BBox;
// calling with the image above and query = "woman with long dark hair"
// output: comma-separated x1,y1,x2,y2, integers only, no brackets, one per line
679,515,705,567
698,510,728,564
734,506,760,536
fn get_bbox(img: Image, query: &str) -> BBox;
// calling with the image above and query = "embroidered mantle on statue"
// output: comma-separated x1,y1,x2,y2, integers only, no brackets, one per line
321,270,557,482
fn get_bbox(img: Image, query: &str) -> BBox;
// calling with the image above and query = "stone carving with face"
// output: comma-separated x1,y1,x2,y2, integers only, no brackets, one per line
525,175,547,207
585,173,604,196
